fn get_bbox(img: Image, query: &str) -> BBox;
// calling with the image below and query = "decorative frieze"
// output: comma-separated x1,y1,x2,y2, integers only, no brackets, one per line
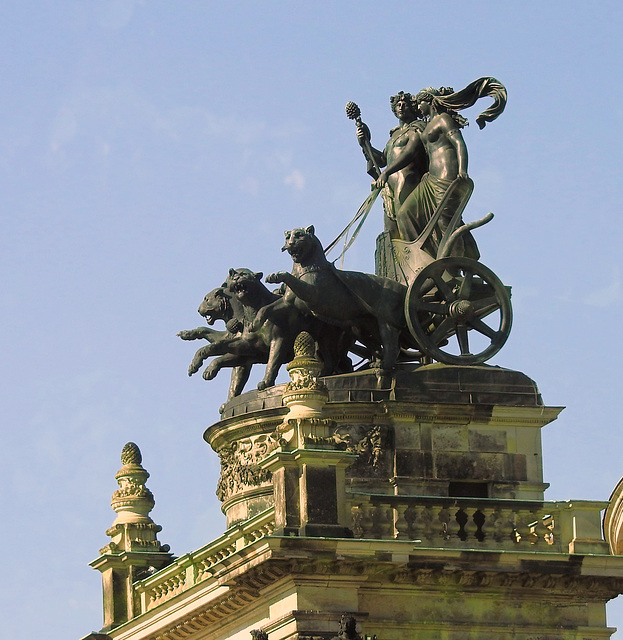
215,434,276,502
332,424,391,477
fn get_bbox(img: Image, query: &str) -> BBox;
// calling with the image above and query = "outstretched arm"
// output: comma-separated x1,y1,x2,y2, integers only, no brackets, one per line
178,326,227,342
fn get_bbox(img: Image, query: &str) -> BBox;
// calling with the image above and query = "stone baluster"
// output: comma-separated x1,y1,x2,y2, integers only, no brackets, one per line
361,502,375,538
404,504,417,539
369,504,394,539
394,504,409,539
491,506,517,545
384,505,396,538
455,507,469,542
529,511,551,548
437,505,452,543
473,508,486,543
368,504,380,537
478,506,499,549
514,509,537,546
463,507,479,543
422,504,438,544
411,504,431,544
352,502,373,538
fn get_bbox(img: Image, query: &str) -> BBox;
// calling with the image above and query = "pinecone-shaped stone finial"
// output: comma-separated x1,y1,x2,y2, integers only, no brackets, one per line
99,442,170,557
120,442,142,465
293,331,315,358
282,332,328,418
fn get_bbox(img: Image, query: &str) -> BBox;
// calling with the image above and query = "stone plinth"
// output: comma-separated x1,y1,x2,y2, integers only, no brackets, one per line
206,364,559,528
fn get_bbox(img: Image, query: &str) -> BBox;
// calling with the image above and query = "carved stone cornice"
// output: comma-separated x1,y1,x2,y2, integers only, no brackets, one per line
386,566,623,600
150,564,289,640
121,549,623,640
206,414,286,452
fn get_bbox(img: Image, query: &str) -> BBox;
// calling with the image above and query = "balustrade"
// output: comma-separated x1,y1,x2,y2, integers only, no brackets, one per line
136,510,275,612
348,495,603,553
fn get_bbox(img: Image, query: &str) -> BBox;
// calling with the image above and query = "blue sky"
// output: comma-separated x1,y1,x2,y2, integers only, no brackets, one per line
2,1,623,637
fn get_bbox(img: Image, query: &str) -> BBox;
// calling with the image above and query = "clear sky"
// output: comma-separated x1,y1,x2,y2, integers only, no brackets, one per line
2,1,623,638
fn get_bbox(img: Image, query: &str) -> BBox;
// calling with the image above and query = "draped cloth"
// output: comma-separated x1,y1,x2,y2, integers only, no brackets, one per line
395,173,479,260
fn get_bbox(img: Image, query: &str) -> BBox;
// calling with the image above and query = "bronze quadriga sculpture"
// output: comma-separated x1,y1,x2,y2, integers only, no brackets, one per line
180,77,513,402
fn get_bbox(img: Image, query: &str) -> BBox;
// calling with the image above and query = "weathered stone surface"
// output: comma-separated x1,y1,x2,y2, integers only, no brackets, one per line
206,366,558,528
109,535,623,640
219,364,544,420
92,359,621,640
469,428,507,452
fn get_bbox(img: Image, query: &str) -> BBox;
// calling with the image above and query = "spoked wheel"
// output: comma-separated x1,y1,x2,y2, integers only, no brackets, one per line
405,257,512,365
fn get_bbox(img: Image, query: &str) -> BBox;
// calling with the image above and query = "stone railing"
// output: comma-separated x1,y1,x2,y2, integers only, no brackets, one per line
348,494,608,554
132,496,607,616
135,508,275,613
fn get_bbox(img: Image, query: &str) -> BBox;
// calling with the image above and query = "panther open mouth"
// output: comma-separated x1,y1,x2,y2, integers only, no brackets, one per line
230,281,250,297
198,287,232,325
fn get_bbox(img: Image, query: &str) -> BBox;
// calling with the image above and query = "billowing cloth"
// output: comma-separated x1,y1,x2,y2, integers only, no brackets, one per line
433,77,507,130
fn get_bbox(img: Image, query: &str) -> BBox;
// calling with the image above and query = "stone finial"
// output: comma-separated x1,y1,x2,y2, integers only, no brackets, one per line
120,441,142,465
111,442,154,526
91,443,173,632
100,442,169,555
281,332,328,418
293,331,315,357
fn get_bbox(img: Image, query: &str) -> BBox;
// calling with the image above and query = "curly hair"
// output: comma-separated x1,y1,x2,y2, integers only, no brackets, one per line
389,91,420,119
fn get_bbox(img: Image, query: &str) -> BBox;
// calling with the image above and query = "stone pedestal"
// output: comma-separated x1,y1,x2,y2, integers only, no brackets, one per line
207,364,559,530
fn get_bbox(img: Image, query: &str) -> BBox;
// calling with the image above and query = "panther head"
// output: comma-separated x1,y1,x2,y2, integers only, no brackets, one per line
282,225,319,263
226,268,264,302
198,287,232,325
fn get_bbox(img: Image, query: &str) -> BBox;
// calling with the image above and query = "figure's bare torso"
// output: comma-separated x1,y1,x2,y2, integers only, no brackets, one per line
384,124,427,205
420,113,461,181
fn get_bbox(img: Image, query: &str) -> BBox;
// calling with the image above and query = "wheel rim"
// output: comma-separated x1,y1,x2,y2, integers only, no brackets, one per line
405,257,512,365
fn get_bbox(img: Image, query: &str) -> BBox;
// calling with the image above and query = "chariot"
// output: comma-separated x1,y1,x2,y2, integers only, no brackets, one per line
374,177,512,366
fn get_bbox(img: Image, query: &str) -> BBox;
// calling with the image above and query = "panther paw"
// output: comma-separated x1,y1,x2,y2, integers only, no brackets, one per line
203,364,218,380
265,272,284,284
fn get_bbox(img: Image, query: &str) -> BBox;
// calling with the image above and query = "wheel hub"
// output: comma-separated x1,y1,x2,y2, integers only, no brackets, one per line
449,299,474,321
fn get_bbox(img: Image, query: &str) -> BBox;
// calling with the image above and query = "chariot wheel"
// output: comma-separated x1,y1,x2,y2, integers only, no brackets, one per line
405,257,512,365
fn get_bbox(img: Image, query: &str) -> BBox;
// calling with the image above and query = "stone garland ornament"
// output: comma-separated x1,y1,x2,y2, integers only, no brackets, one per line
215,435,276,502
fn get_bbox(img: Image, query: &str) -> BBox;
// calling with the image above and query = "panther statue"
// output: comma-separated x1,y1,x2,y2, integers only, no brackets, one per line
179,268,350,402
178,283,252,401
253,226,407,373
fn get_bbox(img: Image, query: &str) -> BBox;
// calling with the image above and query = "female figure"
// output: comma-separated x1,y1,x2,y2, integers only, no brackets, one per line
356,92,427,237
375,78,507,259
